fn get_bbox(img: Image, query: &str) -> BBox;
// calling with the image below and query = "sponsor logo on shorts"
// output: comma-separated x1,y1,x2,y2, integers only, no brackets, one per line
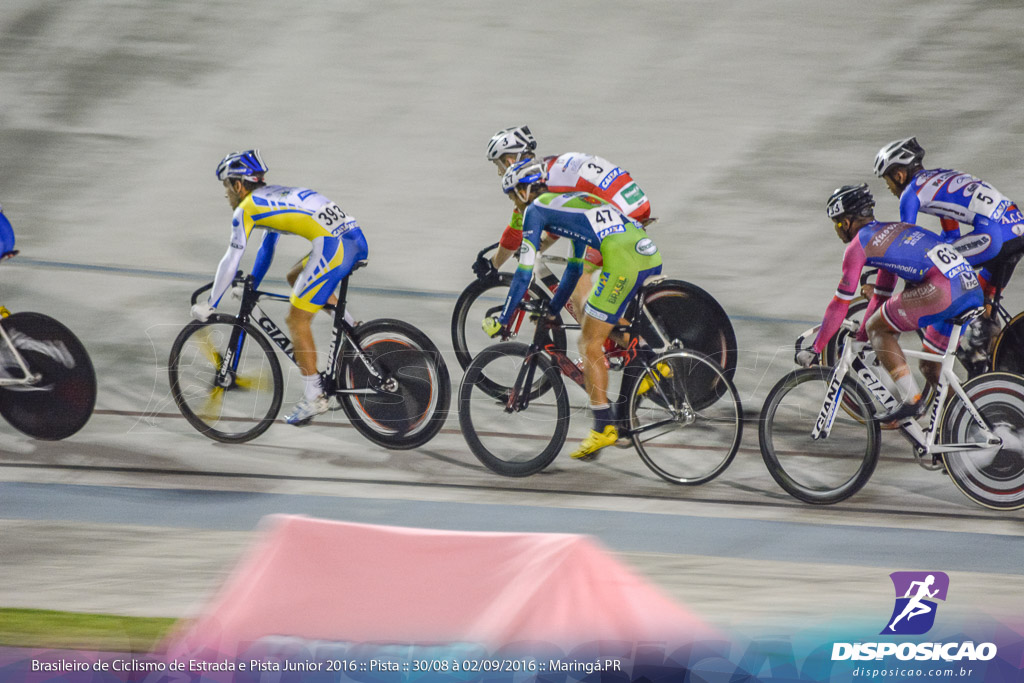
621,183,646,205
903,283,937,302
952,234,991,258
607,276,628,304
594,272,609,297
635,237,658,256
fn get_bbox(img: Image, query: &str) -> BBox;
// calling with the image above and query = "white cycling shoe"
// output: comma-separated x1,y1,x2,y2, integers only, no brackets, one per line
285,394,330,426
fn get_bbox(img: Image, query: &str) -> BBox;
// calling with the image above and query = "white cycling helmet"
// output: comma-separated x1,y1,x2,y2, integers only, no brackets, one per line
501,158,547,195
873,137,925,178
486,126,537,162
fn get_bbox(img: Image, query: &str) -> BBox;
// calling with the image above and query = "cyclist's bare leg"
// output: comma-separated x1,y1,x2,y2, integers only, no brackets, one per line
286,306,319,378
579,315,616,408
867,312,920,401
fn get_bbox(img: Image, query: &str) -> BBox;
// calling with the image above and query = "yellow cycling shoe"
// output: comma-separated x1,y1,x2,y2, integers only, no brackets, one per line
637,361,673,396
570,425,619,460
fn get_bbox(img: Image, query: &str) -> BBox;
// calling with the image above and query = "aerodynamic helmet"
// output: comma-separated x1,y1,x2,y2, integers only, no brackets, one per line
215,149,268,182
486,126,538,162
826,183,875,220
873,137,925,178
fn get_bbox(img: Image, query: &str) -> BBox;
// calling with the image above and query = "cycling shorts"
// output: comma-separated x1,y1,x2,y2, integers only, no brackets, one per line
290,229,369,313
583,230,662,323
880,267,983,353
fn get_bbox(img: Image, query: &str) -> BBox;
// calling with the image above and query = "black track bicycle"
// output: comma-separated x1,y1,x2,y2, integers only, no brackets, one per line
0,304,96,440
168,263,450,447
452,242,738,380
458,276,743,483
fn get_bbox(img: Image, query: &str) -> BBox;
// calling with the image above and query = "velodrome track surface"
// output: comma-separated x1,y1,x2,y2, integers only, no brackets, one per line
1,0,1023,635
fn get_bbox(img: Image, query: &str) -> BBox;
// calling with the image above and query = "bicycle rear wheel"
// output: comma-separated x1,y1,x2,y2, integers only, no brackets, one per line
0,312,96,440
451,273,566,371
758,367,880,504
167,315,282,443
458,342,570,476
939,372,1024,510
336,319,450,450
627,350,742,485
633,280,737,412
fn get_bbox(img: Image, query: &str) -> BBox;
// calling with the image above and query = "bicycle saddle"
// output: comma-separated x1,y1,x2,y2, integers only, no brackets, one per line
351,260,369,273
949,306,986,326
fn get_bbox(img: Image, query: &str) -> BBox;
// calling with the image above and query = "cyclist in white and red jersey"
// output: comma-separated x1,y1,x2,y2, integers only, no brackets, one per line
476,126,653,318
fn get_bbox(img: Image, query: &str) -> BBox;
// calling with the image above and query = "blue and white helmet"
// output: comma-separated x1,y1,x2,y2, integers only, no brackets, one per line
215,149,268,182
501,158,547,195
486,126,537,162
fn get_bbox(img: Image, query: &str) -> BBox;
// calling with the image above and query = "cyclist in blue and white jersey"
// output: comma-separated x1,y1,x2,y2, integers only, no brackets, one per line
483,159,662,460
0,203,17,261
874,137,1024,293
191,150,368,426
874,137,1024,354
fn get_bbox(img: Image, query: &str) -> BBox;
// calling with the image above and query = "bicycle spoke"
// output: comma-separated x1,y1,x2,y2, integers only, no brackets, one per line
630,350,741,485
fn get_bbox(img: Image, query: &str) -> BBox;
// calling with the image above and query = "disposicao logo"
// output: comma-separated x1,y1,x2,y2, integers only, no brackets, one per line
831,571,997,662
882,571,948,635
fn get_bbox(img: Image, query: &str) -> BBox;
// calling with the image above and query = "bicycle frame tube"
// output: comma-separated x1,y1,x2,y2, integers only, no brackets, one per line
0,321,37,386
818,322,1000,452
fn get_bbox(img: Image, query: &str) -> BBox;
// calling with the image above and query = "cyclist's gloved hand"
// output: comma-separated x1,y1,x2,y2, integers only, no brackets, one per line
472,255,498,281
191,302,215,322
482,316,506,339
795,348,819,368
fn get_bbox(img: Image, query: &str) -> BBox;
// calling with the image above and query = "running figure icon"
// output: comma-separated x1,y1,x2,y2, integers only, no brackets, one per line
882,571,949,635
888,575,938,631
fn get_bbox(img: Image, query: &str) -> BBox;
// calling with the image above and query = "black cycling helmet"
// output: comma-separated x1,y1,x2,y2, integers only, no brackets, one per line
826,184,875,221
873,137,925,178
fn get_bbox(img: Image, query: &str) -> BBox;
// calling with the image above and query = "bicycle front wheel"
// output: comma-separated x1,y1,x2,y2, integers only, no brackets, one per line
759,367,880,504
458,342,570,476
167,315,282,443
336,319,451,450
939,372,1024,511
990,313,1024,375
451,273,565,371
0,312,96,440
627,350,742,485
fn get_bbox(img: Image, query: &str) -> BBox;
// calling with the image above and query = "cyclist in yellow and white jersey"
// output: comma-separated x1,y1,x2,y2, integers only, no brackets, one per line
191,150,369,425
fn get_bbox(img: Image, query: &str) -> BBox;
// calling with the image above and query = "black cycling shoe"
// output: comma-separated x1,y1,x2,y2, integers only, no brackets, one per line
874,395,926,423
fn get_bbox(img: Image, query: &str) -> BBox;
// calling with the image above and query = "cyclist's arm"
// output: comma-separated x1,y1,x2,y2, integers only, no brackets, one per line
497,208,544,325
811,241,867,353
250,231,279,289
0,207,15,257
492,210,523,269
547,241,585,314
207,212,248,307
